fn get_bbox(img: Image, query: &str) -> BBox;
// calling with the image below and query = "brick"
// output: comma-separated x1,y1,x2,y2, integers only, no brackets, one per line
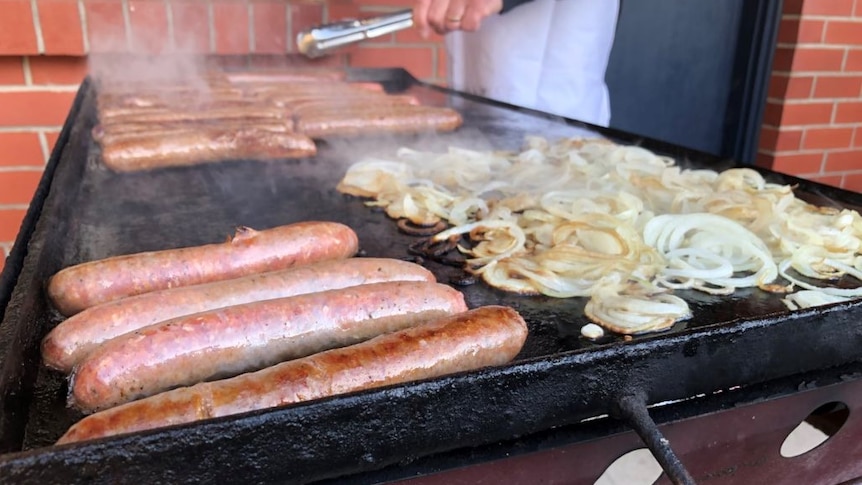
213,1,250,54
38,0,86,55
438,43,447,80
252,1,287,53
0,57,25,84
813,75,862,98
0,91,76,126
825,150,862,171
170,0,210,53
768,74,813,99
44,130,61,157
29,56,89,85
759,126,803,152
803,127,854,150
771,152,824,174
324,1,358,24
778,19,824,44
842,173,862,192
0,170,42,205
847,48,862,71
771,46,795,71
128,0,170,54
0,0,38,54
762,101,783,126
792,47,845,71
0,132,44,166
857,0,862,17
810,174,843,188
395,26,444,44
0,209,27,241
351,46,434,80
798,19,825,43
778,101,834,125
824,20,862,45
85,0,129,53
290,3,325,40
835,101,862,123
802,0,854,16
783,0,804,15
755,152,774,169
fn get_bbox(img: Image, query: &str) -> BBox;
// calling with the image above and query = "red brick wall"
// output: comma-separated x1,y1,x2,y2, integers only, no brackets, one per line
757,0,862,189
1,0,858,275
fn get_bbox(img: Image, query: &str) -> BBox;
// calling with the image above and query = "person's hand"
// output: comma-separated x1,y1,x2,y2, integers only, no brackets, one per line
414,0,504,37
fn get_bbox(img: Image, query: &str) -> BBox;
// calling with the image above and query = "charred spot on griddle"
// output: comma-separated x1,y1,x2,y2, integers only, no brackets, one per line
449,273,477,287
396,218,447,236
401,255,425,265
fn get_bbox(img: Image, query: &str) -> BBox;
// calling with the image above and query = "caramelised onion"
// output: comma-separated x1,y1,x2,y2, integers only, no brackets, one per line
584,280,691,335
336,136,862,336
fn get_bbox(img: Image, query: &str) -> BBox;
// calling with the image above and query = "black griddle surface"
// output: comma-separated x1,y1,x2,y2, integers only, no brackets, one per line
4,69,862,484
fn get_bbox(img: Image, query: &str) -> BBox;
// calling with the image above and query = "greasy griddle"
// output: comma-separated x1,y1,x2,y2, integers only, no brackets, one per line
3,68,862,483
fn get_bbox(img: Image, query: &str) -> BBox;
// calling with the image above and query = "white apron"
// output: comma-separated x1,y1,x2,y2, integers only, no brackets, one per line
445,0,619,126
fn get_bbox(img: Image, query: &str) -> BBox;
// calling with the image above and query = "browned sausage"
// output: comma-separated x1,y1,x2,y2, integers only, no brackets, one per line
224,70,347,84
288,95,421,116
99,106,289,125
43,258,436,373
69,281,468,412
47,222,357,316
296,106,463,138
57,305,527,444
99,128,316,172
91,121,293,142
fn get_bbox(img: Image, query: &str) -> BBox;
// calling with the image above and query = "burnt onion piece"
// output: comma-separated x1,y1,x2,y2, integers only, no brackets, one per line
397,218,447,236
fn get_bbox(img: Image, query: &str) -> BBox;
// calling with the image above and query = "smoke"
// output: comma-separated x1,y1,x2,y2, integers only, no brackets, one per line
86,0,220,93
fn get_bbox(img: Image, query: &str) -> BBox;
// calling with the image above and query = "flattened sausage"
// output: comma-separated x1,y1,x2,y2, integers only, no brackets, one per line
57,305,527,444
70,281,468,412
47,221,357,316
43,258,435,373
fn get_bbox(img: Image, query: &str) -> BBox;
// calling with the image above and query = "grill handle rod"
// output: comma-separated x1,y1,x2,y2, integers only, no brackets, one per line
614,392,697,485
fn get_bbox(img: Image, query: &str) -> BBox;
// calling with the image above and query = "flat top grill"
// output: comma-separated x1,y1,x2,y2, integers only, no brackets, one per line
2,68,862,484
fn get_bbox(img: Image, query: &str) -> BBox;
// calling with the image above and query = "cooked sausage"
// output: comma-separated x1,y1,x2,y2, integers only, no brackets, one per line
69,281,468,412
288,95,421,116
224,70,347,84
297,106,463,138
91,121,292,141
47,221,357,316
43,258,436,373
99,128,316,172
57,305,527,444
99,106,288,125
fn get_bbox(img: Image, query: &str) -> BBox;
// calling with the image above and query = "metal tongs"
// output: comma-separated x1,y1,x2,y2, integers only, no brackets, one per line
296,9,414,58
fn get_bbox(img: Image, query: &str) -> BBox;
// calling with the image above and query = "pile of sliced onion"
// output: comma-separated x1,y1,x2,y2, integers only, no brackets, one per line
336,136,862,334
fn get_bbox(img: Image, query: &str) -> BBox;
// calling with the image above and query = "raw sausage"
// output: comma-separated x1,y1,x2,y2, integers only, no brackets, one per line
42,258,436,373
47,221,357,316
99,128,316,172
57,305,527,444
70,280,468,412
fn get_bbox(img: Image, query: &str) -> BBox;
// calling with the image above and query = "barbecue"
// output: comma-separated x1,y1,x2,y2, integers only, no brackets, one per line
2,67,862,484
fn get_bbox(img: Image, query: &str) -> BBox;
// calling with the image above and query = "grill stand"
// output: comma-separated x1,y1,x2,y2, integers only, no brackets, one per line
615,393,696,485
